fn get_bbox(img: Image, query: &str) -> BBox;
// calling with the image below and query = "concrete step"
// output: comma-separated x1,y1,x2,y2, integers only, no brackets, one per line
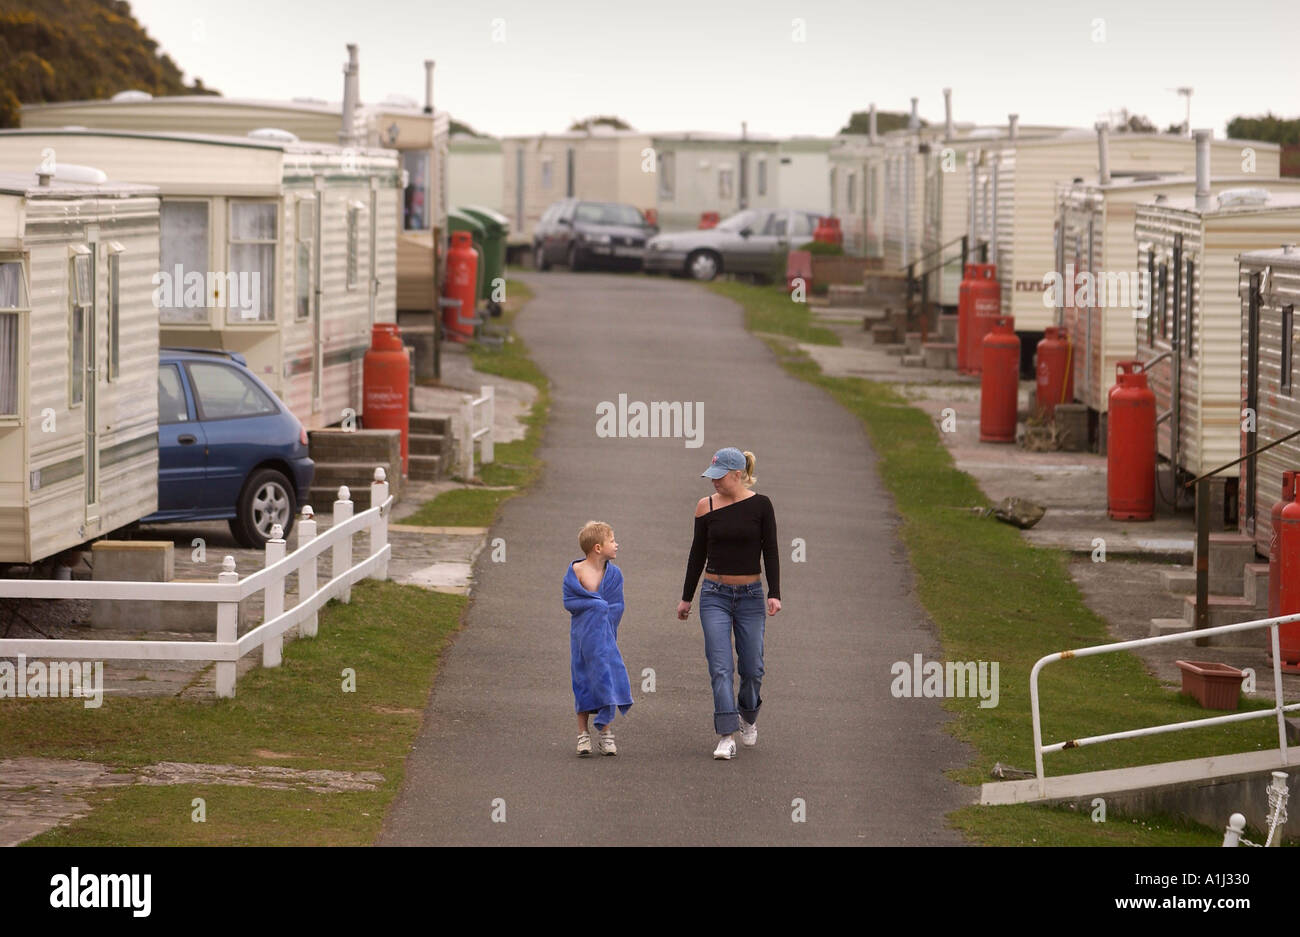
860,308,890,326
901,354,927,368
828,284,866,308
410,412,453,435
1243,562,1270,609
904,331,923,355
408,453,444,481
870,324,897,345
409,432,452,457
1151,618,1193,638
1182,595,1270,646
939,313,958,343
311,461,399,489
1160,568,1197,595
1194,532,1258,595
882,344,907,357
922,341,957,370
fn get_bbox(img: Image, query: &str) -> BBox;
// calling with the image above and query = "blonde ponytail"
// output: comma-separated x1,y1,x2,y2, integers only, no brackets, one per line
742,450,757,488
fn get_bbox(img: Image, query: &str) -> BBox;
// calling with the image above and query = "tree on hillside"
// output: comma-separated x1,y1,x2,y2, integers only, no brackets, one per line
0,0,218,128
838,110,923,136
449,118,482,137
1227,113,1300,146
568,115,632,132
1115,112,1156,133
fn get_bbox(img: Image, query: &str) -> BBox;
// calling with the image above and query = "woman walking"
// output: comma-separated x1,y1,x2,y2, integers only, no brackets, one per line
678,447,781,759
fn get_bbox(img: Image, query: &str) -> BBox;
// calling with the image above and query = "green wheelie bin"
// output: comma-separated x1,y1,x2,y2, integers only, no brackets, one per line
458,205,509,316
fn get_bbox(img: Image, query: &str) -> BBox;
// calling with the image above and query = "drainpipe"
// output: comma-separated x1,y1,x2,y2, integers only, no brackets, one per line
338,43,359,146
1096,122,1111,185
909,97,919,131
868,103,878,144
943,88,953,140
1194,128,1212,211
423,60,435,115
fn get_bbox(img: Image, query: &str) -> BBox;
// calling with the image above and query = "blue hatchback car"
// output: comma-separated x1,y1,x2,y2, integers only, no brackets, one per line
142,348,314,547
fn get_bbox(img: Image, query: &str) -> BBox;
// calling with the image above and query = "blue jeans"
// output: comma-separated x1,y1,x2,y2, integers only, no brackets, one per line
699,579,766,735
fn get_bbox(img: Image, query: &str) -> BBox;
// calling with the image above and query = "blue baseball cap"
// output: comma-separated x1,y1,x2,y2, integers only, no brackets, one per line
702,447,746,478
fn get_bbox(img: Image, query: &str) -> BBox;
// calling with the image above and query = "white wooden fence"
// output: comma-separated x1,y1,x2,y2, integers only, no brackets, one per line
0,469,393,699
461,384,495,479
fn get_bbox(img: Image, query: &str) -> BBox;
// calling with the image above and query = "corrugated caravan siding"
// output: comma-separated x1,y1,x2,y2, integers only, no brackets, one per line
993,151,1015,319
1244,256,1300,552
318,183,374,423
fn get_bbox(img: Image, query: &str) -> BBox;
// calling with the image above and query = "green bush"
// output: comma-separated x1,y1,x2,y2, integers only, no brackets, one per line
797,240,845,257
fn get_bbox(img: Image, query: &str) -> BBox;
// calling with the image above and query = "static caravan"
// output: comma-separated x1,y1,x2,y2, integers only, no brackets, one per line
650,133,782,233
987,130,1280,347
0,129,401,430
1056,172,1297,413
828,135,883,258
775,137,832,217
1134,184,1300,482
1238,247,1300,552
0,170,161,563
505,129,658,246
448,134,505,215
21,81,450,315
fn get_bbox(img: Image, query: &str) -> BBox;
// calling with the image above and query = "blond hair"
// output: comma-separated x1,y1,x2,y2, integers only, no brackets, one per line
578,520,614,556
741,450,757,488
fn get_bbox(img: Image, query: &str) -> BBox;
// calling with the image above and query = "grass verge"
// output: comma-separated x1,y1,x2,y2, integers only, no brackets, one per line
707,280,1276,847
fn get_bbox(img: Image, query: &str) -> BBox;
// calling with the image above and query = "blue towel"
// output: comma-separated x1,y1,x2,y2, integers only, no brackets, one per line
564,560,633,721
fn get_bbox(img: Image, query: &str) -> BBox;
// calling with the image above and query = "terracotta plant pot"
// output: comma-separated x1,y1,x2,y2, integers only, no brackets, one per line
1176,660,1246,710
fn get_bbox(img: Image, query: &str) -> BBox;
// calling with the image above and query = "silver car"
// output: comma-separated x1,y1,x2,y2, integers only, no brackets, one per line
643,208,822,281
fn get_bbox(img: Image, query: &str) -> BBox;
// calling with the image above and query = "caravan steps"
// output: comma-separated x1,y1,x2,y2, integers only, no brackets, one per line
1180,595,1269,647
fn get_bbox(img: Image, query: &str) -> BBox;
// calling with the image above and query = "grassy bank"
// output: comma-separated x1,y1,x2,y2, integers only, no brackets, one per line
403,277,549,528
707,280,1273,847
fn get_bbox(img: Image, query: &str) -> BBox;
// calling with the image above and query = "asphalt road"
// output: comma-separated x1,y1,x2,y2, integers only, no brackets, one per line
379,271,974,845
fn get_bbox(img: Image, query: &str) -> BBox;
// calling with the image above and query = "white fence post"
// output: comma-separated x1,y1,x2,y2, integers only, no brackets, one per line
298,506,318,638
370,467,390,581
215,556,239,698
461,394,474,479
334,486,354,604
481,384,495,466
1223,813,1246,847
262,524,286,668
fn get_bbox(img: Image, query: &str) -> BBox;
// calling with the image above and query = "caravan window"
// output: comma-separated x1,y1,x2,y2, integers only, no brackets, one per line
346,203,362,289
719,167,734,200
296,199,314,321
0,259,26,417
1284,306,1295,396
756,159,767,197
540,157,554,190
658,151,675,200
1185,258,1196,360
69,250,91,407
159,201,211,325
402,150,431,231
107,247,121,381
228,201,277,324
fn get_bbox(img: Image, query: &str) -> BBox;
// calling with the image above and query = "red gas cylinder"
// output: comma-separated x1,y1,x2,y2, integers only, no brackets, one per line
813,216,843,247
443,231,479,343
362,323,410,475
1106,361,1156,520
698,211,720,230
644,208,658,227
1035,326,1074,420
963,264,1002,375
1269,471,1297,618
1279,491,1300,672
956,264,978,372
979,317,1020,443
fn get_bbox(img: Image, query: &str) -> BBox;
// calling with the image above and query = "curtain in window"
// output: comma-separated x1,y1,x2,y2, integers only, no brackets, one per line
402,150,430,231
0,262,22,307
230,203,277,240
229,244,275,322
0,313,16,415
160,202,210,324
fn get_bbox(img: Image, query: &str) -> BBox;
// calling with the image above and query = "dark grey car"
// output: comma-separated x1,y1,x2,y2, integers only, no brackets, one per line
643,209,821,281
533,198,654,272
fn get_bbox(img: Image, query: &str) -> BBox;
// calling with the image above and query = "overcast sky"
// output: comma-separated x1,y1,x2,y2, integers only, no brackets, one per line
129,0,1298,138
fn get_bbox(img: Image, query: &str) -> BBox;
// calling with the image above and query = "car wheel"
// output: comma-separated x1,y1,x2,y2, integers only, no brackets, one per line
534,243,550,271
568,244,583,272
687,250,721,281
229,468,297,548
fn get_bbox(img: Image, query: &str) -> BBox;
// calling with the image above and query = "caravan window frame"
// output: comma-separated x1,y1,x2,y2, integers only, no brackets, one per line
1284,305,1295,396
346,201,365,291
657,151,675,200
68,245,92,409
295,197,315,322
0,254,28,422
226,198,278,326
107,242,123,382
158,199,213,326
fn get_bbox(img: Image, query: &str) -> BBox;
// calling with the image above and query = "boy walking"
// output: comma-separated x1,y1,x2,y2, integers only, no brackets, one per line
563,521,633,756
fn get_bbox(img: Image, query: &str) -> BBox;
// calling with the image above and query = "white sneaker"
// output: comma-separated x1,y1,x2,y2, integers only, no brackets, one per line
576,732,592,756
739,717,757,747
598,728,617,756
713,735,737,760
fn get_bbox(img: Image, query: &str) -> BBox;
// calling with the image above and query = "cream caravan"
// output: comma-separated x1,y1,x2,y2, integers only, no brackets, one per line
0,169,161,563
0,129,401,430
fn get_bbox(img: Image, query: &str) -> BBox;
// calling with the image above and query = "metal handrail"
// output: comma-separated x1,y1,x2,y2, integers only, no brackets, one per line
906,233,975,279
1030,611,1298,797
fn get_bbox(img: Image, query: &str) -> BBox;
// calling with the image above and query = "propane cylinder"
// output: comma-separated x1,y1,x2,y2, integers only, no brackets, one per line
363,323,411,475
698,211,720,230
813,216,843,247
1106,361,1156,520
956,264,977,372
979,316,1020,443
964,264,1002,375
1279,491,1300,672
443,230,479,343
1269,471,1297,619
1034,326,1074,420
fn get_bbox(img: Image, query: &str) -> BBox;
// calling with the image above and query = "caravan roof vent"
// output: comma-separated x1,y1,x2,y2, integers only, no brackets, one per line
382,93,418,110
110,90,153,103
247,127,299,143
49,163,108,185
1217,187,1270,208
